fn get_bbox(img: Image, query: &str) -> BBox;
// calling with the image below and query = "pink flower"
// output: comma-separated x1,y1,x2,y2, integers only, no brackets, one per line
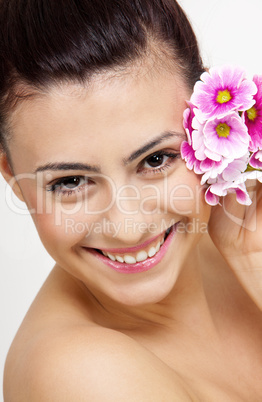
191,119,209,161
241,169,262,183
205,187,220,205
203,154,250,205
204,154,262,206
221,153,249,181
205,181,252,206
182,102,206,171
182,65,262,207
181,134,231,181
180,141,197,171
191,65,257,120
184,105,224,163
182,104,233,179
183,102,194,145
249,150,262,170
244,75,262,151
200,158,231,184
203,112,250,160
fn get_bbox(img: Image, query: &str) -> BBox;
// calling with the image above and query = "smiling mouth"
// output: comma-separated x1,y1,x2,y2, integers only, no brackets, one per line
94,226,173,265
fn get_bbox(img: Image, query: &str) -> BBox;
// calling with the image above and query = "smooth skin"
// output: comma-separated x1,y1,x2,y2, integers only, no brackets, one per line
1,61,262,401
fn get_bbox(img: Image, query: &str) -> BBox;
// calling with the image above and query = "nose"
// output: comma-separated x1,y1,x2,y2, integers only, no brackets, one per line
102,184,157,245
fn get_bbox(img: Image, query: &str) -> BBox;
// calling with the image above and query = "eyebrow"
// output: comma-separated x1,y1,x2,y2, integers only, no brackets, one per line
34,131,185,173
34,162,101,174
123,131,185,165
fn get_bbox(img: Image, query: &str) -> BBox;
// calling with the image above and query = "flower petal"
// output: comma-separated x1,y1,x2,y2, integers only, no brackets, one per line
244,75,262,151
191,65,257,120
205,187,220,205
249,150,262,169
203,112,250,159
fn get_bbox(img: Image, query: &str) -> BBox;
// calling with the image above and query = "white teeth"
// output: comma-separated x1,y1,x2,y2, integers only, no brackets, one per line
107,253,116,261
148,246,156,258
124,255,137,264
136,250,148,262
100,235,166,264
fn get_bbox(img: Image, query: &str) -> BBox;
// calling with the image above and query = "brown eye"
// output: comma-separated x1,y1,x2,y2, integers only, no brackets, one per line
138,150,180,176
144,154,165,168
61,177,82,189
48,175,90,194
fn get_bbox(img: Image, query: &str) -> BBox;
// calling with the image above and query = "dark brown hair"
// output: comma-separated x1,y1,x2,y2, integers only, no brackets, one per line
0,0,205,150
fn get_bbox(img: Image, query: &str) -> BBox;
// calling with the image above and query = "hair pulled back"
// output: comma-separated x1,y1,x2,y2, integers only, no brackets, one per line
0,0,205,149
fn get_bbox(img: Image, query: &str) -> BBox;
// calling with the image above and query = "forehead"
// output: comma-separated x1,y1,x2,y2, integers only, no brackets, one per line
7,67,190,171
10,66,189,127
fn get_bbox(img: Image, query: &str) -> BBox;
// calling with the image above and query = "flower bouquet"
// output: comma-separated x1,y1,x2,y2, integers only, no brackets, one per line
181,65,262,205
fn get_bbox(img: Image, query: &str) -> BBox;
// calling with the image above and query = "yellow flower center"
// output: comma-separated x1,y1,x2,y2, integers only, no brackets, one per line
216,89,232,104
216,123,231,138
246,106,258,121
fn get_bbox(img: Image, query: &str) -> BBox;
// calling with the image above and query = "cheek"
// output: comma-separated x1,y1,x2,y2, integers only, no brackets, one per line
165,168,211,222
31,212,73,255
30,204,88,256
30,198,108,254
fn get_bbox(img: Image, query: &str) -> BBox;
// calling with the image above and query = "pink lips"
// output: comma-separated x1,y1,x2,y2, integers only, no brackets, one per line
84,223,179,274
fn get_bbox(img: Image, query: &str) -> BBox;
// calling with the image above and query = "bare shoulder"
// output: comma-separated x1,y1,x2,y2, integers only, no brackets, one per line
4,325,196,402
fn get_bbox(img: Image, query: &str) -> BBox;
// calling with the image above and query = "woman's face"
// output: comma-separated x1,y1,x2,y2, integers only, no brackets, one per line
5,66,210,306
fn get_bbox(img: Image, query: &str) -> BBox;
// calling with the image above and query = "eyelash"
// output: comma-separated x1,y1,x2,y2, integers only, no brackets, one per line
137,150,179,175
46,176,92,197
46,150,180,197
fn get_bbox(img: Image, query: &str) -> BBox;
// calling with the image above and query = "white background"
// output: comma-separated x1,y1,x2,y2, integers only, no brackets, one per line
1,0,262,399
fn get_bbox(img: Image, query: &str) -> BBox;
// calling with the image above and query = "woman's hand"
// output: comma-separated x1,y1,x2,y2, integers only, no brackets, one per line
208,179,262,310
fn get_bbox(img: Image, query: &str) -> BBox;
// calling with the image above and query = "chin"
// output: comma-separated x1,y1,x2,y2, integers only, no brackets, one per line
104,268,182,307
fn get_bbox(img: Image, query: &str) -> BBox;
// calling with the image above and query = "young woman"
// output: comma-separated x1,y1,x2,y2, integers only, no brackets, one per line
1,0,262,400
